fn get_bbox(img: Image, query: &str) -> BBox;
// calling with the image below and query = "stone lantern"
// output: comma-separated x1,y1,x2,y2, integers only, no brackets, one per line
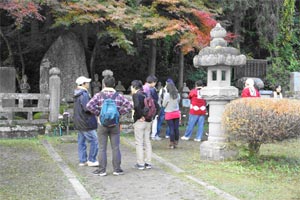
193,23,246,160
181,82,190,126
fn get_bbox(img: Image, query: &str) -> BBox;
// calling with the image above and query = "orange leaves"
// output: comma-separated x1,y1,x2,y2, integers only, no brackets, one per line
0,0,45,27
222,98,300,145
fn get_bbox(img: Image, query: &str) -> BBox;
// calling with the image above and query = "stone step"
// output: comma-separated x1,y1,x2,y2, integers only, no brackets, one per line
0,125,44,138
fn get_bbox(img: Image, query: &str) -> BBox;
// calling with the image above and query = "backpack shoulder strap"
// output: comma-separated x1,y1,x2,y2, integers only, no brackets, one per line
111,92,119,100
100,92,107,99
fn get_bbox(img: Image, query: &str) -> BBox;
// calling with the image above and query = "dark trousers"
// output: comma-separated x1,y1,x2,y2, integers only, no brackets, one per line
97,125,121,172
167,118,180,142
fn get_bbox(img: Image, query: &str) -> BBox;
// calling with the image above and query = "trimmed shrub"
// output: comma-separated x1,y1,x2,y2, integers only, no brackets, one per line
222,98,300,156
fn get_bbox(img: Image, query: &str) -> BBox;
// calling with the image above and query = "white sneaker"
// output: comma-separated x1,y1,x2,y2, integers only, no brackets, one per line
181,136,190,140
87,161,99,167
194,139,201,142
165,136,170,139
155,136,162,141
78,162,87,166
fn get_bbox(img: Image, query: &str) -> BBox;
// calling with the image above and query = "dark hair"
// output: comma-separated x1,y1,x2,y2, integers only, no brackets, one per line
166,83,178,99
103,76,115,87
131,80,143,90
146,75,158,83
195,80,203,87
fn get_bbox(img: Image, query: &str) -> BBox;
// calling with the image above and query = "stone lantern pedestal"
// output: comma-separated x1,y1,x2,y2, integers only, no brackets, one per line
193,23,246,160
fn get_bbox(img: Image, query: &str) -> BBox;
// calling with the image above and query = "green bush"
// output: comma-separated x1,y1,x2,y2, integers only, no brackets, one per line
222,98,300,156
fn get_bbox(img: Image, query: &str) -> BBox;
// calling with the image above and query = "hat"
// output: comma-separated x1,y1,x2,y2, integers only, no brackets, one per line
166,78,174,85
76,76,91,85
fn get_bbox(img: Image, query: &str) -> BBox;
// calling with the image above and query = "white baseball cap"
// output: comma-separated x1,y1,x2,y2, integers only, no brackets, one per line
76,76,91,85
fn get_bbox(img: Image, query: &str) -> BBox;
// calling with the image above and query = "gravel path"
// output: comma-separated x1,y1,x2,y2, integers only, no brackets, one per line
53,139,219,200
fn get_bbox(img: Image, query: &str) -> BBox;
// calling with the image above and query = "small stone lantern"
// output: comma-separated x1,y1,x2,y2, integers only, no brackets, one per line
181,82,190,126
193,23,246,160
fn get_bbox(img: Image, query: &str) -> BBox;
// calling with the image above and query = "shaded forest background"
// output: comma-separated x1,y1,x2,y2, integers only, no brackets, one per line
0,0,299,93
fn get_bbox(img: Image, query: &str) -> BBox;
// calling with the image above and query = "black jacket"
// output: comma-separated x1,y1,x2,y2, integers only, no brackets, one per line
73,88,97,131
132,90,152,122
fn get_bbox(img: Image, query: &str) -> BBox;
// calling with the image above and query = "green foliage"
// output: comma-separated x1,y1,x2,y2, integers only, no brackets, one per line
186,68,207,83
104,27,136,55
266,0,300,89
222,98,300,157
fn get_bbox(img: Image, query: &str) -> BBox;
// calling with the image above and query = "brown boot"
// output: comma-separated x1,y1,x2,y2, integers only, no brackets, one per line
169,141,175,149
174,140,178,148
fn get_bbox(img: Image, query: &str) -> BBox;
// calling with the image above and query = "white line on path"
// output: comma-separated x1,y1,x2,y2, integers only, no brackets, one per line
42,140,92,200
123,137,240,200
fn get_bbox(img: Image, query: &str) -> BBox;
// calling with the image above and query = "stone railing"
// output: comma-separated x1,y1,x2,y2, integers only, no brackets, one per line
0,93,50,125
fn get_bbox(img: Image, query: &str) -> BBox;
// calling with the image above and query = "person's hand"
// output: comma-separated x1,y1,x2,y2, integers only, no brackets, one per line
138,116,145,122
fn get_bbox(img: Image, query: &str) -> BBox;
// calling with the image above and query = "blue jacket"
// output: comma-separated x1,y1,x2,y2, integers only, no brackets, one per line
73,88,97,131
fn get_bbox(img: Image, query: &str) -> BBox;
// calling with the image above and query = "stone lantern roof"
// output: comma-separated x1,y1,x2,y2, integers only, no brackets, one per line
193,23,246,68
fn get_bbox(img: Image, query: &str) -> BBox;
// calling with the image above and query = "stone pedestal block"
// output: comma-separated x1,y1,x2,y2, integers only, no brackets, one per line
200,141,237,161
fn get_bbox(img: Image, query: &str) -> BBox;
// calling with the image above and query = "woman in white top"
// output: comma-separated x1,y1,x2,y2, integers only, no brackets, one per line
273,85,283,99
162,81,181,149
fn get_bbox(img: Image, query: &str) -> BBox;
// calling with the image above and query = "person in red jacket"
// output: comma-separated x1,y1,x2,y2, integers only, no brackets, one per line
241,78,260,98
181,80,207,142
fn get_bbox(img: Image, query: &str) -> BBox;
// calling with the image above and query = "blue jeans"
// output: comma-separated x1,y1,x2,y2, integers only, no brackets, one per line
183,114,205,140
156,107,170,137
167,118,180,142
78,130,99,163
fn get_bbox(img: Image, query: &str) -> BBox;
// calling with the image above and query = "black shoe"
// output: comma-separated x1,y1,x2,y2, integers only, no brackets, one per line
92,169,107,176
113,169,124,176
145,163,152,169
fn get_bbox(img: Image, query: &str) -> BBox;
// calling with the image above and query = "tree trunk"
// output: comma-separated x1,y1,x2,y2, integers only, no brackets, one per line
233,15,241,49
30,19,39,45
82,24,88,49
0,26,14,67
149,39,157,75
248,141,261,157
18,30,25,76
178,49,184,91
90,38,100,79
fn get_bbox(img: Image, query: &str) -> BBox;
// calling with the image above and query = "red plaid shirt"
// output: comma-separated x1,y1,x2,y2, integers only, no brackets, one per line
86,88,133,116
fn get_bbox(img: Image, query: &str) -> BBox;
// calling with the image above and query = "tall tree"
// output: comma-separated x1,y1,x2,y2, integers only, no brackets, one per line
0,0,44,67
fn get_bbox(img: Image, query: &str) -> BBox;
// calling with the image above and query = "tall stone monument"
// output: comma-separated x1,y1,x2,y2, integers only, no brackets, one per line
193,23,246,160
40,32,89,102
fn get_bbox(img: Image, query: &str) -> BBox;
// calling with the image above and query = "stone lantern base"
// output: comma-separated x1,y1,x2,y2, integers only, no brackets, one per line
200,141,238,161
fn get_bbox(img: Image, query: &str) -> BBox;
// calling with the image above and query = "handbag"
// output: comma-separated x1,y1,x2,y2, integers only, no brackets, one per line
165,110,181,120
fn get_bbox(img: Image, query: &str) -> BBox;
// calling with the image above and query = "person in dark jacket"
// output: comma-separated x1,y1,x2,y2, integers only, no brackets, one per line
74,76,99,167
131,80,152,170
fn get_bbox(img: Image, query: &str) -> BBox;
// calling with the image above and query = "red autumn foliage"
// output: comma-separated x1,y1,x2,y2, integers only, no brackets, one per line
0,0,44,27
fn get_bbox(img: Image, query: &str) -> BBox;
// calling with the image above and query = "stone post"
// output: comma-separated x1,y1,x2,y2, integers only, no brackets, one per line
180,83,190,126
0,67,16,120
49,67,61,123
193,23,246,160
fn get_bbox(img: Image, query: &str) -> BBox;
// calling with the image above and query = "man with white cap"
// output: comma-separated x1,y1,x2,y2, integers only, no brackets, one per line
73,76,99,167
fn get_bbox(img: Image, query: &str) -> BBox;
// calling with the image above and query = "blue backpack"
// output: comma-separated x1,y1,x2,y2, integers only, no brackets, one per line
99,92,119,127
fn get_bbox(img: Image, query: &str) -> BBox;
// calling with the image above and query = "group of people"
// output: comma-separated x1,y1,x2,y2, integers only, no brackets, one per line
241,78,283,99
73,74,283,177
73,73,208,176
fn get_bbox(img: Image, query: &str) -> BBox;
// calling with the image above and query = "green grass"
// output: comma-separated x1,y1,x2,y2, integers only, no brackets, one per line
121,129,300,200
0,138,76,200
